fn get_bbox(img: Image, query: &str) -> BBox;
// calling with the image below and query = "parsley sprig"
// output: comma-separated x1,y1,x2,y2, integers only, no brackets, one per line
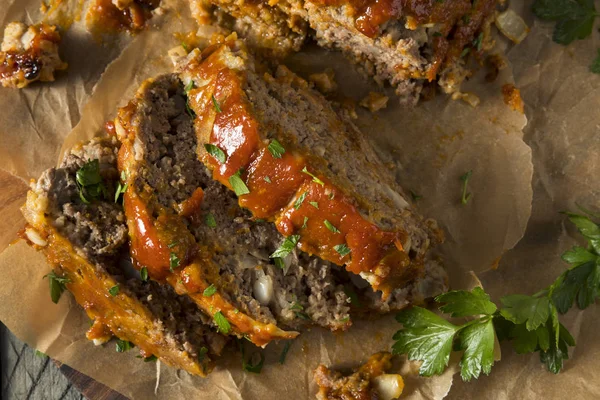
393,211,600,380
532,0,600,73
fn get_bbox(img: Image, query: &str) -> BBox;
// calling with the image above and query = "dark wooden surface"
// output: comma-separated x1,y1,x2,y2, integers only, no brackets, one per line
0,169,127,400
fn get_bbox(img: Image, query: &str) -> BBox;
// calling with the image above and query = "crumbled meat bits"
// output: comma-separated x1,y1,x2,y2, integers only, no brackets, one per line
0,22,67,88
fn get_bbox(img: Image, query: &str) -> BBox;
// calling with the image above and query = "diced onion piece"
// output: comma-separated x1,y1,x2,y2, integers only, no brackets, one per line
92,337,111,346
25,228,47,246
372,374,405,400
253,269,274,305
495,9,529,44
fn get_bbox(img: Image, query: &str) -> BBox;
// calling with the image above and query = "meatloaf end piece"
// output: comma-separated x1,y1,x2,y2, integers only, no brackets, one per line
114,74,356,345
86,0,162,34
314,352,404,400
178,40,443,299
21,137,226,377
0,22,67,88
189,0,307,58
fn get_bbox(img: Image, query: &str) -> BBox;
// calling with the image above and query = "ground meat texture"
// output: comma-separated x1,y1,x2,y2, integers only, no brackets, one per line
119,74,353,332
0,22,67,88
22,137,225,376
198,0,497,104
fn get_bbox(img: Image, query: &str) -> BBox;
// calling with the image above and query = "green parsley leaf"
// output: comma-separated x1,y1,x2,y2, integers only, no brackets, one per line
115,339,134,353
309,201,319,209
324,220,340,234
393,307,460,376
410,191,422,202
205,213,217,228
294,192,308,210
170,252,181,271
214,311,231,334
509,323,550,354
76,159,103,186
561,246,597,265
473,32,484,51
267,139,286,159
44,271,70,304
533,0,597,45
273,257,286,269
436,287,498,317
553,13,595,44
532,0,588,20
239,340,265,373
270,235,301,259
35,350,47,358
184,81,194,92
457,319,495,381
264,176,272,183
279,341,293,364
302,216,309,229
334,243,351,257
551,261,600,312
204,143,227,164
198,346,209,362
590,49,600,74
114,181,128,203
540,322,575,374
168,241,179,249
460,47,471,58
460,170,473,205
140,267,149,282
500,294,550,331
203,284,217,297
143,355,158,362
301,167,325,186
108,284,120,297
229,171,250,196
212,95,222,113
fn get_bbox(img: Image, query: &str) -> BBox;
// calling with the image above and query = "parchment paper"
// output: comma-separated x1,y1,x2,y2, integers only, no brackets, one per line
0,1,554,399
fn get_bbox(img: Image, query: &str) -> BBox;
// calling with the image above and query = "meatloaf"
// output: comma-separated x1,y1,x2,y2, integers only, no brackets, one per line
314,352,404,400
0,22,67,88
194,0,498,103
177,39,443,299
114,74,361,346
21,137,226,376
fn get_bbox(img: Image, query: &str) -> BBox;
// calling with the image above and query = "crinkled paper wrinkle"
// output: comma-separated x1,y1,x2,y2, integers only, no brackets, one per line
0,1,535,399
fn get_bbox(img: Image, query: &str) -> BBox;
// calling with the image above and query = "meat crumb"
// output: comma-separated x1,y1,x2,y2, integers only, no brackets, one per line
502,83,524,114
359,92,389,113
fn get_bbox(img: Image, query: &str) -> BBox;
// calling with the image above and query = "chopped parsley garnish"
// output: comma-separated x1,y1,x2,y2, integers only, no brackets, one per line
324,220,340,233
76,160,108,204
115,339,134,353
203,284,217,297
460,47,471,58
294,192,307,210
328,192,335,200
267,139,286,159
290,302,310,320
44,271,70,304
204,143,227,164
264,176,272,183
198,346,209,362
114,171,128,203
460,170,473,205
309,201,319,209
301,166,325,186
473,32,484,51
168,241,179,249
410,191,423,202
143,355,158,362
184,82,196,119
229,170,250,196
279,341,293,364
392,211,600,379
169,252,180,272
140,267,149,282
239,340,265,373
339,316,350,323
35,350,47,358
214,311,231,334
108,284,120,296
212,95,222,113
205,213,217,228
344,286,361,307
270,235,301,259
302,216,309,229
334,243,351,257
274,257,286,269
181,42,190,52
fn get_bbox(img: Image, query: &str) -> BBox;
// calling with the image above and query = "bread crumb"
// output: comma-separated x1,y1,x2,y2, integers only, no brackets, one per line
309,68,337,94
359,91,389,112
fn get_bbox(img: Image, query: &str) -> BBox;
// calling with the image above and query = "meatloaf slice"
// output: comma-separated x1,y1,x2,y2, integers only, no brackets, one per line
114,74,355,346
21,137,226,377
0,22,67,88
177,39,443,299
196,0,497,103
